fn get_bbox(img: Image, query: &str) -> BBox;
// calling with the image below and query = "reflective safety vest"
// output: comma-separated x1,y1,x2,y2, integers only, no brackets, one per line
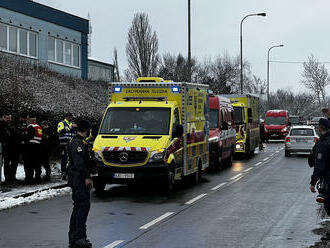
28,124,42,144
58,119,76,145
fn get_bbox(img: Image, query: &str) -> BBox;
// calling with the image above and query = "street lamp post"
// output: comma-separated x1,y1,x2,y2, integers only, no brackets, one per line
267,44,284,103
188,0,191,82
240,12,266,94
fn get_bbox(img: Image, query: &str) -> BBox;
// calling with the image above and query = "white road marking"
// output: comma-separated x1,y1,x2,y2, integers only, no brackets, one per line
244,168,253,172
185,193,208,205
139,212,174,230
275,151,280,153
255,162,262,166
230,173,242,180
104,240,125,248
263,157,269,161
232,176,243,182
211,183,227,191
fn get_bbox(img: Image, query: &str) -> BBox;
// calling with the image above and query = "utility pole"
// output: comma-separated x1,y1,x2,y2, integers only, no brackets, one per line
188,0,191,82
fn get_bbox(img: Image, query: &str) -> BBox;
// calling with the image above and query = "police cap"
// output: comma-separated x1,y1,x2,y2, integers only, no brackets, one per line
76,119,92,132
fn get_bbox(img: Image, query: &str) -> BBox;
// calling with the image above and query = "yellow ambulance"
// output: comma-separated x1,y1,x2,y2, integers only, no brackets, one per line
223,94,260,157
92,77,209,192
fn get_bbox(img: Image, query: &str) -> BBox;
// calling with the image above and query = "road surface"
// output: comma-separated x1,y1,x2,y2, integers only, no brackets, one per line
0,143,323,248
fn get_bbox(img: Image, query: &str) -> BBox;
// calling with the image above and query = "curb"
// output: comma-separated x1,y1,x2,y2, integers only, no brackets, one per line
0,182,68,200
14,183,68,199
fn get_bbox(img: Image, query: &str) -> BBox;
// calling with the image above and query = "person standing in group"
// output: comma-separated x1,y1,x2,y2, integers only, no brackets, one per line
57,113,76,180
67,120,93,248
25,115,42,184
41,121,52,182
1,113,20,184
18,114,29,177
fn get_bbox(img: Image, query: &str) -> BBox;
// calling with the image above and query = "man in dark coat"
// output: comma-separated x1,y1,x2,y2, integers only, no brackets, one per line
310,118,330,203
67,120,93,248
1,114,20,184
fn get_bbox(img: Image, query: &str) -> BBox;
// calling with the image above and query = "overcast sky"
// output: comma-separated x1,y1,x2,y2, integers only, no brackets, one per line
35,0,330,93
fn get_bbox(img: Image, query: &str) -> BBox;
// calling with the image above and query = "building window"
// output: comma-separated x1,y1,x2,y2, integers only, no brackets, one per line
48,37,80,68
56,39,63,63
0,23,38,58
48,37,55,61
73,44,79,67
0,23,7,50
19,30,28,55
64,41,71,65
29,32,37,57
9,26,17,53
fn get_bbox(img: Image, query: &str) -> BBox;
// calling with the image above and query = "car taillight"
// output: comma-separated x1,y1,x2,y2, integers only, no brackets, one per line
314,137,319,143
285,137,291,142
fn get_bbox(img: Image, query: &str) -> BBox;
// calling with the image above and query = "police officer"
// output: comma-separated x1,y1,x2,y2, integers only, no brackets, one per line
67,120,93,248
58,113,77,180
310,118,330,203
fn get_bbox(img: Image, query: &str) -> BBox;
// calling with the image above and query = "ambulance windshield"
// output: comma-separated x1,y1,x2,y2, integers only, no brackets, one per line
100,107,171,135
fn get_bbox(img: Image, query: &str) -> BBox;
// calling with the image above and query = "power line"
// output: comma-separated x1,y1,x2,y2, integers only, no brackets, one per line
270,60,330,64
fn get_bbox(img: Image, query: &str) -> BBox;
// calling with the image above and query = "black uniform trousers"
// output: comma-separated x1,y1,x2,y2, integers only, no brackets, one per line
3,146,19,183
69,185,91,244
60,144,68,174
25,144,42,183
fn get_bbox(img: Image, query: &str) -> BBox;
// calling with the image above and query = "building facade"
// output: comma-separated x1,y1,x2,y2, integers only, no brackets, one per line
88,58,114,82
0,0,89,78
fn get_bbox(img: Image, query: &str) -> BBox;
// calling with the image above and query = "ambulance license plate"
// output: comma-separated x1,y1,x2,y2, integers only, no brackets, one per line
113,173,135,179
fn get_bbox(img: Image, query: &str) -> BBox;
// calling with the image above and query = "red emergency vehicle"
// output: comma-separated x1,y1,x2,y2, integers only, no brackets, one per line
209,95,236,167
264,110,290,141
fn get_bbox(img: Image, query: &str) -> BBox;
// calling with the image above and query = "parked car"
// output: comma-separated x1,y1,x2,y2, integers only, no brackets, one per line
284,125,319,157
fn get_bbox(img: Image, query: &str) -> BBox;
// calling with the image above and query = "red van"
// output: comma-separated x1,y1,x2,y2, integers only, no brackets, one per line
209,95,236,167
264,110,290,141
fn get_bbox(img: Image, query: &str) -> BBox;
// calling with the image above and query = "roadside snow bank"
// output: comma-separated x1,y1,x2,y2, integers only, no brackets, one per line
0,187,71,210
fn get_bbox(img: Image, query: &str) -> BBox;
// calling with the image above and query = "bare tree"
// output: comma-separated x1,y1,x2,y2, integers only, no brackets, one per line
301,54,329,108
195,53,243,94
113,48,120,82
126,13,160,79
158,53,197,82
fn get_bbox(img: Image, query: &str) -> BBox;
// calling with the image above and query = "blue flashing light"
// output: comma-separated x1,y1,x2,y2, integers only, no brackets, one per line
171,86,180,93
114,86,122,93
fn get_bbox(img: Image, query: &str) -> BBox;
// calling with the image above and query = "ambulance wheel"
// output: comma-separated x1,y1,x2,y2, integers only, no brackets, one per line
193,160,202,184
165,170,175,192
94,179,106,194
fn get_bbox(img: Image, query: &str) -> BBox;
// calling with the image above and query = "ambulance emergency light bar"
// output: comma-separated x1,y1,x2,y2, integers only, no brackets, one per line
113,85,180,93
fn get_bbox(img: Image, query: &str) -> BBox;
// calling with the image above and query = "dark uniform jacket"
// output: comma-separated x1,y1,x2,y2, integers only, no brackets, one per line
67,135,92,187
310,132,330,186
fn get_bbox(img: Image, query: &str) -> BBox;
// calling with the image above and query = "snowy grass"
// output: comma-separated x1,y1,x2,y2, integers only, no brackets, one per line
0,187,71,210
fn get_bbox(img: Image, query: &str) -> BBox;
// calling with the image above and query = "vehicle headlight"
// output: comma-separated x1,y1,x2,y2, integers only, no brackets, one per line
235,143,244,150
264,127,268,132
208,136,219,143
281,127,288,132
94,151,103,162
149,149,166,163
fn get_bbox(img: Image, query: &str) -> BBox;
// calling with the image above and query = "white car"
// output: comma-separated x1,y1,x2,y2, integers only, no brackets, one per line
284,125,319,157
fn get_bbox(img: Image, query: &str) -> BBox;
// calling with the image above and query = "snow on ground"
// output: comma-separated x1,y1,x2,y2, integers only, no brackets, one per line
0,162,69,211
1,162,62,182
0,186,71,210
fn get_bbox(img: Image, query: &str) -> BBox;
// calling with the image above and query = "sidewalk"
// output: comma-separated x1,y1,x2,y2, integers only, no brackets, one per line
0,163,70,210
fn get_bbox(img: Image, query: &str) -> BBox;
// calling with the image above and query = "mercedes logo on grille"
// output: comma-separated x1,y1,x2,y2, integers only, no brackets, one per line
119,152,129,162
